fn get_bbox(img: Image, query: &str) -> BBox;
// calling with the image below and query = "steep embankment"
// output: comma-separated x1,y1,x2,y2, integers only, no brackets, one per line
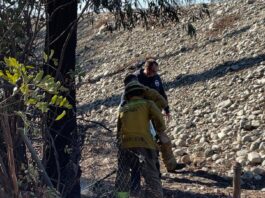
77,0,265,197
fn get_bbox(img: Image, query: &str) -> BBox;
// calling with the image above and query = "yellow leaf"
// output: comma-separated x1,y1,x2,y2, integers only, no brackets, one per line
5,70,19,84
55,110,66,121
26,65,34,69
4,57,20,68
59,97,67,107
20,84,29,94
50,95,58,105
27,98,37,105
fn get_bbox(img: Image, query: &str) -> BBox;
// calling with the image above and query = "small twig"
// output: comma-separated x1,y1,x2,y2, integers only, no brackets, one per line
82,169,116,191
19,129,53,188
77,116,113,133
48,132,61,191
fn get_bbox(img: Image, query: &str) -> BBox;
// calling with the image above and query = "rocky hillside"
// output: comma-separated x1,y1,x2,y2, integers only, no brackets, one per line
77,0,265,197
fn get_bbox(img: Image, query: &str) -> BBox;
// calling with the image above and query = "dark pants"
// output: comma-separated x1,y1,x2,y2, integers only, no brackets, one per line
115,148,163,198
130,150,160,195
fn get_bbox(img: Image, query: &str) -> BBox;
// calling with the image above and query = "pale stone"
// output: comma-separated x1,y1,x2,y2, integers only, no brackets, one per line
248,152,262,164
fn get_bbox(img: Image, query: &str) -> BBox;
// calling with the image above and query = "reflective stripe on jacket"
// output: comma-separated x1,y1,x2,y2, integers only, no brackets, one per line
117,97,166,149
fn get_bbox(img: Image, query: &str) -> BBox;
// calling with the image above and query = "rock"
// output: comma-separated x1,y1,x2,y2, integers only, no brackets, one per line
251,120,260,128
212,154,219,161
217,99,232,108
173,126,185,134
242,171,254,180
218,130,227,139
236,156,246,164
174,139,186,147
259,142,265,150
185,120,196,129
241,135,252,142
257,78,265,85
236,150,248,157
247,0,255,4
173,148,187,156
204,149,215,157
250,141,260,151
248,152,262,164
181,155,191,164
251,167,265,175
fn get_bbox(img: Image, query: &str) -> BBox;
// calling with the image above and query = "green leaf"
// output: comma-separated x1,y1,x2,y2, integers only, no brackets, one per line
59,97,67,107
64,103,73,109
52,58,59,66
43,52,48,63
20,83,29,94
4,57,20,68
26,65,34,69
36,102,49,113
50,95,58,105
27,98,37,105
33,70,44,84
59,86,68,92
55,110,66,121
49,49,55,59
55,96,63,106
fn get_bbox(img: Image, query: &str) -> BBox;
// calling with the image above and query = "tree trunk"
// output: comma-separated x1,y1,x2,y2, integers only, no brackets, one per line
44,1,80,197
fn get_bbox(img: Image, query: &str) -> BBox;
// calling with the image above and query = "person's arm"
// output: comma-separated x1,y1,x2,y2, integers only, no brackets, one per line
157,76,170,114
148,101,166,134
143,86,168,111
118,92,126,110
116,114,122,147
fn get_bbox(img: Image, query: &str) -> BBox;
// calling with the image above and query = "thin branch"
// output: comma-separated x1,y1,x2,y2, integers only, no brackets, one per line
77,116,113,133
19,128,54,188
48,132,61,191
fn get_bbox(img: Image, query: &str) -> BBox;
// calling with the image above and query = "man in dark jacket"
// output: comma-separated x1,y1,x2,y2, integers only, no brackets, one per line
134,59,170,120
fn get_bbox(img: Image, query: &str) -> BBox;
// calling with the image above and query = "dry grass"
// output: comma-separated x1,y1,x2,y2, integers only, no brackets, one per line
94,13,113,29
207,14,241,36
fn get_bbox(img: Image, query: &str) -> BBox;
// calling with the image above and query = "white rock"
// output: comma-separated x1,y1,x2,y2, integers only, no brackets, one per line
256,78,265,85
174,139,186,147
218,131,226,139
217,99,232,108
248,152,262,164
181,155,191,164
236,150,248,157
173,148,187,156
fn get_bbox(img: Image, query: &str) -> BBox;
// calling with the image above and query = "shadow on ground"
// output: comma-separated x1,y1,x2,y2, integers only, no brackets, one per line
163,170,231,189
164,53,265,90
80,178,230,198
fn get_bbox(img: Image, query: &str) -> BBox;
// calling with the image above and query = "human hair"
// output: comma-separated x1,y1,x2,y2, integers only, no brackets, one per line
123,74,137,86
144,59,158,70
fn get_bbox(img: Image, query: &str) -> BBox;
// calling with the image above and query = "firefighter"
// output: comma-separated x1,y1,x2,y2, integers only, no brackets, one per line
115,82,165,198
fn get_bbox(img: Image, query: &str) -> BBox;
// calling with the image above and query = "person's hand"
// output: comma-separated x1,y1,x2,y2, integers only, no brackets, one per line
164,112,171,123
